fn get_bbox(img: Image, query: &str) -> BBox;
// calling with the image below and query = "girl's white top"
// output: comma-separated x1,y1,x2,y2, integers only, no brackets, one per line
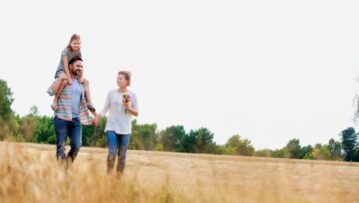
99,89,138,134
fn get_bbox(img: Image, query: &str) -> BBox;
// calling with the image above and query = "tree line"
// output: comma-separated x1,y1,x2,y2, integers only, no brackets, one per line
1,78,359,162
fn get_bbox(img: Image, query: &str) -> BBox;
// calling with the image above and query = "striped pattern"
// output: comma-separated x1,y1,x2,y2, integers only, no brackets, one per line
48,81,93,125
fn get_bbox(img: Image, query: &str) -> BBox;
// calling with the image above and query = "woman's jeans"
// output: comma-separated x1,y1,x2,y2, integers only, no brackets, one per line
106,131,131,173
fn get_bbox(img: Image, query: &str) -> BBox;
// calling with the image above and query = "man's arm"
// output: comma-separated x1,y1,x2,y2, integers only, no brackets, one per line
89,108,97,117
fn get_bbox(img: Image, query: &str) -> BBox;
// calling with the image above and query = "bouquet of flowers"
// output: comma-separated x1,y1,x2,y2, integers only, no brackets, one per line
122,93,131,114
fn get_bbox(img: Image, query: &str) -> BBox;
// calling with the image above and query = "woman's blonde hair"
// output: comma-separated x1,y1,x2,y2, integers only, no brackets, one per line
118,71,132,86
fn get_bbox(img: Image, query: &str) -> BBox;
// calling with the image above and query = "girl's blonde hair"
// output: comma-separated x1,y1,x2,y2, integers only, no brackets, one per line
67,34,81,52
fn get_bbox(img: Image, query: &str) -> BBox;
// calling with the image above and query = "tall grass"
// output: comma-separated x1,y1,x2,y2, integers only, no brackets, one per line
0,142,358,203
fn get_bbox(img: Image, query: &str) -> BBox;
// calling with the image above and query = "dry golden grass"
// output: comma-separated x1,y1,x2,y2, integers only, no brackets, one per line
0,141,358,203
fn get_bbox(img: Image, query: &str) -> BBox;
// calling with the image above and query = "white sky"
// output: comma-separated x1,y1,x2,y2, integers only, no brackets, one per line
1,0,359,149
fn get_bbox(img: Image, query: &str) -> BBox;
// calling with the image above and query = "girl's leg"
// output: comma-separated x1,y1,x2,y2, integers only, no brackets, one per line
117,134,131,173
51,74,68,111
82,78,96,112
106,131,118,174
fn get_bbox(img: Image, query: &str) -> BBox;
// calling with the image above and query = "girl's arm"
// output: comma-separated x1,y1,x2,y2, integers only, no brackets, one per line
47,78,63,96
62,55,72,83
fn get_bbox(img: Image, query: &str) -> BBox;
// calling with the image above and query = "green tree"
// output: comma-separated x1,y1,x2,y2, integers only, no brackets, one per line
353,147,359,162
327,138,342,160
220,146,237,155
286,139,301,159
154,143,164,151
34,116,55,144
271,147,290,158
255,149,272,157
29,105,40,116
299,145,313,159
130,120,158,150
180,131,197,153
179,128,217,154
19,115,38,141
0,79,16,140
340,127,357,161
82,117,107,147
0,79,14,120
225,134,255,156
193,128,217,153
312,144,331,160
18,106,40,142
158,125,186,152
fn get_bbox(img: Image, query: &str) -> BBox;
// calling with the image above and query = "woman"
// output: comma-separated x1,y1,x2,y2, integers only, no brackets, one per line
97,71,138,175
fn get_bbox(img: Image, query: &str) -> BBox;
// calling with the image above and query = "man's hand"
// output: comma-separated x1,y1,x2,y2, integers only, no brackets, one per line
92,115,99,126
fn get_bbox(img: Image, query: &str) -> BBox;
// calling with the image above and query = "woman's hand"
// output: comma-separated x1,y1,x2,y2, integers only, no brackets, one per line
123,96,131,110
92,114,101,126
123,102,130,110
123,103,138,116
92,116,99,126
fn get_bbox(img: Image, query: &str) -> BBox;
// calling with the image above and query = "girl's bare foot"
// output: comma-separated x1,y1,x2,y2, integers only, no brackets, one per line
51,101,59,111
67,77,72,85
79,77,85,84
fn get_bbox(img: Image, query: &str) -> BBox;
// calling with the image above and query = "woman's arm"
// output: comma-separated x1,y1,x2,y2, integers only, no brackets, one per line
98,92,111,118
124,94,138,116
125,105,138,116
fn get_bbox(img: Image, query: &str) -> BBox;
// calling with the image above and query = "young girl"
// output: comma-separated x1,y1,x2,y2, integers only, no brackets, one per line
51,34,95,111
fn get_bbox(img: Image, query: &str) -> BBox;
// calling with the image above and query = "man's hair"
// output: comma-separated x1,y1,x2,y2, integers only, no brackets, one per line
68,56,83,65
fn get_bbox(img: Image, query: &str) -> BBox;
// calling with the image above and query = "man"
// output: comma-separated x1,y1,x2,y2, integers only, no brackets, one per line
48,56,98,169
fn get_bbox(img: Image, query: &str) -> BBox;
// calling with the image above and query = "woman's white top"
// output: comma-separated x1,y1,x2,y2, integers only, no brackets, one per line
99,89,138,134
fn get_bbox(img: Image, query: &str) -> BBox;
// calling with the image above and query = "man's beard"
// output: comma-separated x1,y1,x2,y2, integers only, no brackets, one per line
71,69,82,77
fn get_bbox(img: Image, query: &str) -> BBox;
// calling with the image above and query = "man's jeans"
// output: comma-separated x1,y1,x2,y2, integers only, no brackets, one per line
106,131,131,173
54,117,82,168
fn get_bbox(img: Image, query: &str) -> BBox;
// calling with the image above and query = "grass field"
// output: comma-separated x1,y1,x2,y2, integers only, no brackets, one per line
0,141,358,203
